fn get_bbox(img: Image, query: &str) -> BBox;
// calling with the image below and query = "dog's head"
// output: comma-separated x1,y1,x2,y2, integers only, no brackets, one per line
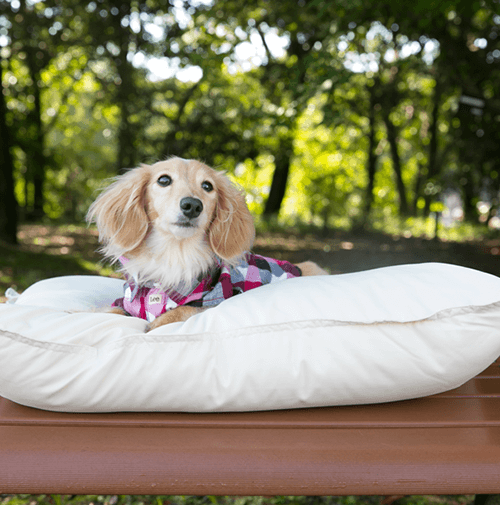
87,158,255,265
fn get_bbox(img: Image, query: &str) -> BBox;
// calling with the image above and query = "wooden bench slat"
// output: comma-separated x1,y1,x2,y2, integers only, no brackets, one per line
1,361,500,495
1,418,500,495
2,397,499,429
435,377,500,397
476,360,500,377
1,378,500,429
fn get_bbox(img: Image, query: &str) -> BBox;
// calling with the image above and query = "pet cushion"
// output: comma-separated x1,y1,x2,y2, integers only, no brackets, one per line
0,263,499,413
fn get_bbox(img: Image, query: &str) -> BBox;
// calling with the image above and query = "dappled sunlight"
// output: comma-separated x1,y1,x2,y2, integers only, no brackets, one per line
1,224,499,306
254,227,500,278
1,1,498,235
18,225,98,257
0,225,119,303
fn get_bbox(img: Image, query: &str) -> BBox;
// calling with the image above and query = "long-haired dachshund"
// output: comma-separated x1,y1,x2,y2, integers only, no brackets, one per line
87,157,327,330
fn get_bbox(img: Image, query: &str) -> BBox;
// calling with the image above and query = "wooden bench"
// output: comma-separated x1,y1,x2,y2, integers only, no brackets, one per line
0,358,499,500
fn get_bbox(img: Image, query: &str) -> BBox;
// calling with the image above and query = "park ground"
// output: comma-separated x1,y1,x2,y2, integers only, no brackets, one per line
1,224,499,302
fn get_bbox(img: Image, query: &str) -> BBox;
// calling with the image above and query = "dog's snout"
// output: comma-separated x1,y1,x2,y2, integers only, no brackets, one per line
180,197,203,219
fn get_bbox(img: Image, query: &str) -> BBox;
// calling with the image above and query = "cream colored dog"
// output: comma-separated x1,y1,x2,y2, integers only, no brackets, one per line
88,157,327,329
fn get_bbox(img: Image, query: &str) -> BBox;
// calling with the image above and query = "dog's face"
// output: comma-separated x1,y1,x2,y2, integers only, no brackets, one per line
87,158,255,267
146,158,219,240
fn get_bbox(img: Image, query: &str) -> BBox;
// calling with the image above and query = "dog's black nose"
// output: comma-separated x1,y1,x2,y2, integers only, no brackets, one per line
180,197,203,219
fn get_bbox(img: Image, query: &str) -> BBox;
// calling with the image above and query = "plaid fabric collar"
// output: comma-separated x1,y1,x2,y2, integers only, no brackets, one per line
112,253,301,322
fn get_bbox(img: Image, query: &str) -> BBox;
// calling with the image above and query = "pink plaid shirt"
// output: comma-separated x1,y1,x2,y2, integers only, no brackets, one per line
112,253,302,322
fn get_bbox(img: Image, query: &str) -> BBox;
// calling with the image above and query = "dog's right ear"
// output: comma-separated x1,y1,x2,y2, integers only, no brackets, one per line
208,170,255,263
87,165,151,254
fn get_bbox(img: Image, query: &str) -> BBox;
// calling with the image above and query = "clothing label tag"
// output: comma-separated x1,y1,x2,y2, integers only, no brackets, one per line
148,294,163,305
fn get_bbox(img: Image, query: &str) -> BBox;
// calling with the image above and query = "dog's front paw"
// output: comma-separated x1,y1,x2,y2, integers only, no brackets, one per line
146,306,204,331
296,261,329,276
107,306,130,316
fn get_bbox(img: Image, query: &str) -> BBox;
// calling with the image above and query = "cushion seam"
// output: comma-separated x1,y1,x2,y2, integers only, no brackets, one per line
0,328,95,356
104,300,500,349
2,300,499,352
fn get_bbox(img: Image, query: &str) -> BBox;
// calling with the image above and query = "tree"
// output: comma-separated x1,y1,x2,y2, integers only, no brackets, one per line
81,0,194,173
1,0,87,220
2,0,498,232
349,0,500,220
81,1,149,173
362,80,379,221
196,0,341,218
4,0,55,220
0,54,18,244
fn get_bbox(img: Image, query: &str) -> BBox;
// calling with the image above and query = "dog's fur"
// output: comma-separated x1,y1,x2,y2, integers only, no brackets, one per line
87,157,327,329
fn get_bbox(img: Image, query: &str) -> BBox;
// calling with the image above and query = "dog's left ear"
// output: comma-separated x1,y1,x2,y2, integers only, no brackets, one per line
209,172,255,263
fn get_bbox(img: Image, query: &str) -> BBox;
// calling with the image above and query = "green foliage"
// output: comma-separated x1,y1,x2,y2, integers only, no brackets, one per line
0,0,499,234
0,496,481,505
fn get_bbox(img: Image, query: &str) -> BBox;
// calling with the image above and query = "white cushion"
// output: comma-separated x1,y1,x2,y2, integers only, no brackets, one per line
6,275,125,311
0,263,499,413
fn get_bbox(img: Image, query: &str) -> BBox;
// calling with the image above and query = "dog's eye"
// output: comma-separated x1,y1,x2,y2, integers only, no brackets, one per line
157,175,172,187
202,181,213,192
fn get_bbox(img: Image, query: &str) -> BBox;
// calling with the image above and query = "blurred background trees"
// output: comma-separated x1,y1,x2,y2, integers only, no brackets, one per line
0,0,499,243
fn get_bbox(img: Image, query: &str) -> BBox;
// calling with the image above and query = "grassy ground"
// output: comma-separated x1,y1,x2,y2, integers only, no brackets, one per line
0,224,119,303
1,223,499,303
252,229,500,277
0,494,489,505
1,225,499,505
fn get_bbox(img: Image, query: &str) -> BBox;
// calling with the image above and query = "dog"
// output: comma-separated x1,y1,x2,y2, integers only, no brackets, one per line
87,157,327,330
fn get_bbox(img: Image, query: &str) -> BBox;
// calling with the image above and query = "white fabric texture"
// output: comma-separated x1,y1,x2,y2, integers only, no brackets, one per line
0,263,499,413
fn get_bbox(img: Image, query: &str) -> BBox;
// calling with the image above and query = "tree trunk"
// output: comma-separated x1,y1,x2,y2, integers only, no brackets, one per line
31,68,45,220
116,93,135,173
423,81,441,215
261,33,309,220
412,161,425,216
363,84,378,221
0,56,18,244
113,6,137,174
263,138,293,218
21,0,46,220
461,176,478,222
382,110,409,216
162,82,202,158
